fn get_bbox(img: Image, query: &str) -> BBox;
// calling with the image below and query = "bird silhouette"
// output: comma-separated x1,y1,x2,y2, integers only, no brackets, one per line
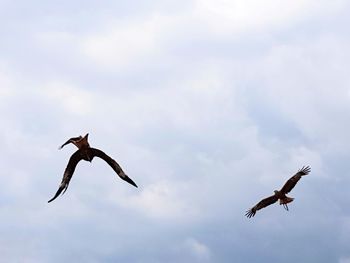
48,133,137,203
245,166,311,218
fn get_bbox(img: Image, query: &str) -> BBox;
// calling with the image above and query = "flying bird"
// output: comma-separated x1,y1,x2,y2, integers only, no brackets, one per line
48,133,137,203
245,166,311,218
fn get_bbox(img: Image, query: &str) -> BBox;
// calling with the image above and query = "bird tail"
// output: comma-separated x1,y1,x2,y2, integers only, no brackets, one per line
279,196,294,211
280,196,294,205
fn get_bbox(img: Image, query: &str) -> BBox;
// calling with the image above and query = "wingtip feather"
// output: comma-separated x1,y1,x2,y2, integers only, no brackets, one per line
245,208,256,218
122,174,138,188
298,165,311,175
47,195,57,203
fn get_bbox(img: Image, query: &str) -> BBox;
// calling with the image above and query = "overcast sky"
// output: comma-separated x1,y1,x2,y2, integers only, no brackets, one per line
1,1,350,262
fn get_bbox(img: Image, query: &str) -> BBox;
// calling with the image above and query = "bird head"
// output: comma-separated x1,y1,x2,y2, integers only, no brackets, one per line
274,190,280,195
74,136,83,143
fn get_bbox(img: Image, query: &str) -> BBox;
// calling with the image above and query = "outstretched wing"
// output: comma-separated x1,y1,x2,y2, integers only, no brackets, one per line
58,136,82,149
280,166,311,194
245,195,279,218
48,150,83,203
90,148,138,188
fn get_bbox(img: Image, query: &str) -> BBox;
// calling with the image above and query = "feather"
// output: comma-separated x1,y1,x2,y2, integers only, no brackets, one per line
48,150,83,202
90,148,138,188
280,166,311,194
245,195,278,218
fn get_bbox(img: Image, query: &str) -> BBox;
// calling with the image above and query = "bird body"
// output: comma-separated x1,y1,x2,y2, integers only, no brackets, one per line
245,166,310,218
273,190,294,209
48,134,137,203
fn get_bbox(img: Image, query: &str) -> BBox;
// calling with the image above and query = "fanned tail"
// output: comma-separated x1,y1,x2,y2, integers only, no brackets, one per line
280,196,294,211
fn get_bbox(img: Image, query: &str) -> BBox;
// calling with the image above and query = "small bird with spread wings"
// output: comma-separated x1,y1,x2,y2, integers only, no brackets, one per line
48,133,137,203
245,166,311,218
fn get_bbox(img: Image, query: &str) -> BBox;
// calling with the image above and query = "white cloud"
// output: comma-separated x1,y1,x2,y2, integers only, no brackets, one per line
287,146,324,175
80,16,164,70
42,81,94,116
0,63,16,99
43,0,348,73
36,31,78,49
89,63,246,136
0,74,13,97
184,238,211,261
193,0,346,34
247,35,350,154
120,181,199,221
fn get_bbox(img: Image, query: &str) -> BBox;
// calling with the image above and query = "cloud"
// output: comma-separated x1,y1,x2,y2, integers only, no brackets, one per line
0,73,14,97
1,1,350,262
184,238,211,261
118,180,200,222
193,0,347,34
80,15,164,70
42,81,94,116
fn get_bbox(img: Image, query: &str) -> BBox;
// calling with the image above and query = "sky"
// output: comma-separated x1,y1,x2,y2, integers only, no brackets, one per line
1,0,350,262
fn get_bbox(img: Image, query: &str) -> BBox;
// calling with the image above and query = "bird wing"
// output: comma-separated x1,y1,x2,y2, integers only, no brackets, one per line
245,194,279,218
280,166,311,194
58,136,82,149
90,148,138,188
48,150,83,203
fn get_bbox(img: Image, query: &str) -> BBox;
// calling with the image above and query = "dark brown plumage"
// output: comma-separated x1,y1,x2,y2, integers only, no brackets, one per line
245,166,311,218
48,134,137,203
58,136,83,150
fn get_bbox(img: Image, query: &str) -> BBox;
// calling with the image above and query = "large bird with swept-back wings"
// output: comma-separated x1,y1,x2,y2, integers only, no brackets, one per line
48,133,137,203
245,166,311,218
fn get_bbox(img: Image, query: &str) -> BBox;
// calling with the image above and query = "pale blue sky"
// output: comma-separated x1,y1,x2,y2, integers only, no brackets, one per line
1,1,350,262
